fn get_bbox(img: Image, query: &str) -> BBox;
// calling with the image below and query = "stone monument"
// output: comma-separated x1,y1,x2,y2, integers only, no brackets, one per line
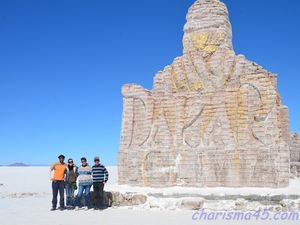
118,0,298,188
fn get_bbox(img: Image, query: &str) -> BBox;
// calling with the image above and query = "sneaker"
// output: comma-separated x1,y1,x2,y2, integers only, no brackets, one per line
50,207,56,211
74,206,80,211
82,206,88,211
58,207,66,211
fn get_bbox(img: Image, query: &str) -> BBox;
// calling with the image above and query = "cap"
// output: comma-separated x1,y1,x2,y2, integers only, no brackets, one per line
94,156,100,161
58,154,65,159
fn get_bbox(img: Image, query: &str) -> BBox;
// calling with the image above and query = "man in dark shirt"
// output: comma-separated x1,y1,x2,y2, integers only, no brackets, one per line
92,156,109,210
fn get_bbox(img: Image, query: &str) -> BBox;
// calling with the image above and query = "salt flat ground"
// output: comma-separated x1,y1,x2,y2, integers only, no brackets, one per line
0,166,299,225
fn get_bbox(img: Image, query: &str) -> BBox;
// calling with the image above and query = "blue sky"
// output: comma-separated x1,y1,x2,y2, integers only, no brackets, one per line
0,0,299,166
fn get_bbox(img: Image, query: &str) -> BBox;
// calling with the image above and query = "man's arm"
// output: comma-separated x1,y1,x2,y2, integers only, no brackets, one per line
64,166,67,181
75,167,79,177
49,163,55,171
91,166,94,176
104,166,109,183
49,163,55,181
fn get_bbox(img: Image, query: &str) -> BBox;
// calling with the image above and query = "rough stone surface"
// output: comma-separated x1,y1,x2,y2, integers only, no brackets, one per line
118,0,291,188
290,133,300,177
291,133,300,163
234,198,248,210
179,198,204,210
84,191,300,211
146,193,300,205
110,192,148,207
80,191,147,207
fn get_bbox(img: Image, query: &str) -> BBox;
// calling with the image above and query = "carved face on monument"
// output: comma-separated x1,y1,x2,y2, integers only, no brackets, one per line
183,0,233,56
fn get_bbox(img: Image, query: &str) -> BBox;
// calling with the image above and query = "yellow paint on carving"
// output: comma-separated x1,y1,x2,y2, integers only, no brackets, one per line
232,149,240,183
199,106,214,141
191,81,204,91
153,104,160,121
170,63,190,93
180,59,191,91
225,90,248,145
177,81,188,91
172,83,177,93
183,37,189,49
192,32,209,50
164,108,176,136
203,45,217,53
170,66,178,93
191,31,226,53
237,88,248,130
170,58,205,93
143,175,149,186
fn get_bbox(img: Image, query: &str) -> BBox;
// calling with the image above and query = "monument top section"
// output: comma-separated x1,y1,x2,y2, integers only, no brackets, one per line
183,0,233,53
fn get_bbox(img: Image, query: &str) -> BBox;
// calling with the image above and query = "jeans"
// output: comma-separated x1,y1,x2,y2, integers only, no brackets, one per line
52,180,65,208
65,183,76,207
76,184,91,208
93,182,104,208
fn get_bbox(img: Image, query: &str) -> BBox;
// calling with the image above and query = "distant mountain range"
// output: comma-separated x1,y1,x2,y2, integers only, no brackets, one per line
7,163,30,167
0,163,49,167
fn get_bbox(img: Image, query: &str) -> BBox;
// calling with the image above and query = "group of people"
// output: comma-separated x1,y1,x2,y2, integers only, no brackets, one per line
49,154,109,211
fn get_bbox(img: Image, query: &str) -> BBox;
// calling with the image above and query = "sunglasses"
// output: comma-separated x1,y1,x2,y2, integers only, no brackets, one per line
68,161,73,163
